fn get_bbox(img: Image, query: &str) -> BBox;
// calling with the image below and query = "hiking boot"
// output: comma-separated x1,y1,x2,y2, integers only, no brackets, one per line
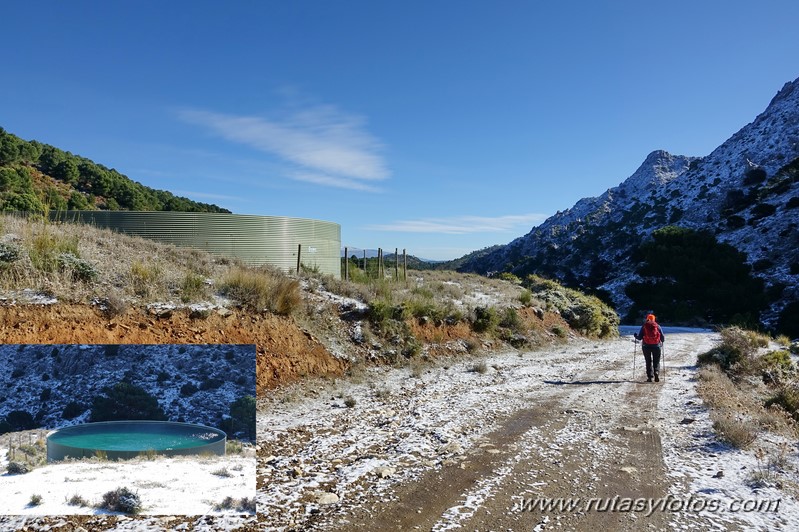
646,377,653,382
654,373,659,382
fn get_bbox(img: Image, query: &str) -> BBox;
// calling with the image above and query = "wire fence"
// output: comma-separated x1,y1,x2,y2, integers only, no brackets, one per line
340,246,409,282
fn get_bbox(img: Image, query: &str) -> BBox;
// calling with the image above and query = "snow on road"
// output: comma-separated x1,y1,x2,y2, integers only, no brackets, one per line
258,328,799,530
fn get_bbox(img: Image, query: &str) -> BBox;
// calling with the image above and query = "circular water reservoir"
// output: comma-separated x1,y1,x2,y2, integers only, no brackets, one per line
46,421,226,462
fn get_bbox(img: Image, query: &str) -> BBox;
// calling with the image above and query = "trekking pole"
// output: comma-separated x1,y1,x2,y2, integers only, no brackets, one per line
661,342,665,378
632,338,637,381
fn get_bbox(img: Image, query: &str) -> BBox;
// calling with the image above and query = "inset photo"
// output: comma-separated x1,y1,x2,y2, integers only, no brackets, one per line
0,344,256,517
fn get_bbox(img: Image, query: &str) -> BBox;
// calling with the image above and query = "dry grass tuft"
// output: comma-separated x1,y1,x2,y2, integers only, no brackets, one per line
220,267,301,315
129,260,163,297
180,272,208,303
712,417,758,449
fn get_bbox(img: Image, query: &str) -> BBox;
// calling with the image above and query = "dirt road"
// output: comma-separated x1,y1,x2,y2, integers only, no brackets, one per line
257,329,792,531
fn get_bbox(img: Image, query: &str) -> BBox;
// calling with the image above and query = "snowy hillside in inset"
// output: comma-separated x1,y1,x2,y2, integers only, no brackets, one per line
0,344,255,434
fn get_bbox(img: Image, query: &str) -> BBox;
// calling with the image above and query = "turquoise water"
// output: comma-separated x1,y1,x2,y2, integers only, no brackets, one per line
50,429,221,451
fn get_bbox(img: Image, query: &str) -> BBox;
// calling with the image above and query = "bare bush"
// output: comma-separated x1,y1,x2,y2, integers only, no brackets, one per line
712,417,758,449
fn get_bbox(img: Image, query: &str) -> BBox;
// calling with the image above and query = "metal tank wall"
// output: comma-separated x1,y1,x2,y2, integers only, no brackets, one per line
53,211,341,278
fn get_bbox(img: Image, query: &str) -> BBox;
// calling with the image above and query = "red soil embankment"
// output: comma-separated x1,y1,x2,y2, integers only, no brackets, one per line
0,304,346,395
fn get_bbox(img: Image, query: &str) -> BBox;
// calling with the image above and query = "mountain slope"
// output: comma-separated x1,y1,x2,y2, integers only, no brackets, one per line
0,344,255,436
459,77,799,328
0,127,230,214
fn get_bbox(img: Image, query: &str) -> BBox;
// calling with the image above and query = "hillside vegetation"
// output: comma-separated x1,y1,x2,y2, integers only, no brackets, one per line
0,213,618,389
0,127,228,214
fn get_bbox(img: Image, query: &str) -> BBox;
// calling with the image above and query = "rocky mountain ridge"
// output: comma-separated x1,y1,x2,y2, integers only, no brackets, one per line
459,77,799,328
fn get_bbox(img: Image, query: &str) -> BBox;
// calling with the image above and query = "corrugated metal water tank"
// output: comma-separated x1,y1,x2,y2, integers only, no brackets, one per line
53,211,341,278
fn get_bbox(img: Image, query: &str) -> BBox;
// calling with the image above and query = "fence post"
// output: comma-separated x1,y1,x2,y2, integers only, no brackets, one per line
344,246,349,280
296,244,302,274
395,248,399,281
403,248,407,282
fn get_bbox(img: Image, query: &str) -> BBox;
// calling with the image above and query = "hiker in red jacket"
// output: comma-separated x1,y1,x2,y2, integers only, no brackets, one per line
634,313,665,382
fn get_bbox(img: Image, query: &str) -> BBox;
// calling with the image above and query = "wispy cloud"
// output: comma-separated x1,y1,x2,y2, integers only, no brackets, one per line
177,105,388,191
289,172,383,192
367,213,548,234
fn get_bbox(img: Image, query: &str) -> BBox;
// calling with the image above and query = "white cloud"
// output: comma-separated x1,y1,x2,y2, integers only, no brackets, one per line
289,172,383,192
367,213,548,234
177,105,388,190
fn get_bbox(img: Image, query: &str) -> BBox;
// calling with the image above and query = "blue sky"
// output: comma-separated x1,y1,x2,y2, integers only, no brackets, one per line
2,1,798,260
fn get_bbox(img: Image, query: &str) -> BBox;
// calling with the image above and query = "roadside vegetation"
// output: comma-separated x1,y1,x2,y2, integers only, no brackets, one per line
697,326,798,486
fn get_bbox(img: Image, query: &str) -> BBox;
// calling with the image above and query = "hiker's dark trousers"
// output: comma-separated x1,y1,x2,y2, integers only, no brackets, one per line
642,343,662,378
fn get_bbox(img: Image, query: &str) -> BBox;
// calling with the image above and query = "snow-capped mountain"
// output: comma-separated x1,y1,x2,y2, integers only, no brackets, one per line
0,344,255,433
459,76,799,325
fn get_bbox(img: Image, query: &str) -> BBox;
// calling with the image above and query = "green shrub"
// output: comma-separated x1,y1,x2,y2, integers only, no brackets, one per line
67,494,89,507
765,387,799,422
57,252,98,282
180,382,199,396
211,467,232,478
697,326,770,375
200,377,223,391
129,260,162,297
5,410,37,431
777,301,799,338
6,461,31,475
368,298,404,326
62,401,84,420
180,272,207,302
760,350,793,373
90,382,167,422
404,297,444,321
518,289,533,306
499,307,523,333
28,494,43,506
472,306,499,334
28,232,79,273
229,395,256,440
498,272,521,284
99,487,142,515
0,242,21,263
524,274,618,338
750,203,777,220
624,227,766,326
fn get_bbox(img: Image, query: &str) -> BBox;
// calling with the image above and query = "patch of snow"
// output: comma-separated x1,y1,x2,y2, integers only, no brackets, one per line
0,454,255,516
0,289,58,306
